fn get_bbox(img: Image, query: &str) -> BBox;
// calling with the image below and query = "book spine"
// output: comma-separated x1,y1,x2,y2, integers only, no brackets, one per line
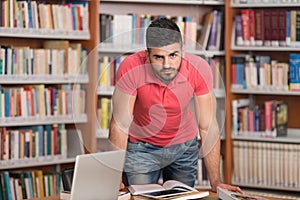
235,15,244,46
254,9,264,46
207,10,219,50
241,9,250,46
286,10,291,47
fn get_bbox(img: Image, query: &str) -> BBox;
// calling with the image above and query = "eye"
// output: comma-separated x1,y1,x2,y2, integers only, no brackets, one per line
154,55,164,60
169,53,178,59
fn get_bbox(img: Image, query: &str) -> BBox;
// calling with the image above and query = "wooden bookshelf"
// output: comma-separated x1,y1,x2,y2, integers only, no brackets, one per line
0,0,99,198
225,0,300,192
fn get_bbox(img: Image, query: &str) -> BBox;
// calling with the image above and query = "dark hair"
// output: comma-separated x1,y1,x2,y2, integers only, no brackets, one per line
146,17,182,49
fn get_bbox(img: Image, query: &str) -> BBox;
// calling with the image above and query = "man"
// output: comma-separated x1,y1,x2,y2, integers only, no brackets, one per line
109,17,243,193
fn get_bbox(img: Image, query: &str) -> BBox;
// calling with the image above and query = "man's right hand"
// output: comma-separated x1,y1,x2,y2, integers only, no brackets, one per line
120,181,125,190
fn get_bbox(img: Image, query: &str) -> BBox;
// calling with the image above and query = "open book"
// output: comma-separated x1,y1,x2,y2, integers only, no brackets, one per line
128,180,209,199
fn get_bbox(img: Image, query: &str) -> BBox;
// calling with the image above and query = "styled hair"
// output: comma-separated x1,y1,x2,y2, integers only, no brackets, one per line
146,17,182,50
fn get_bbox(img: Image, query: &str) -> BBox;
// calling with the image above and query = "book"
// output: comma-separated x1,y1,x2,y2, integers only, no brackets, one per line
217,187,267,200
207,10,219,50
197,12,213,50
274,101,288,137
241,9,250,46
254,9,264,46
128,180,197,196
132,190,209,200
234,15,243,46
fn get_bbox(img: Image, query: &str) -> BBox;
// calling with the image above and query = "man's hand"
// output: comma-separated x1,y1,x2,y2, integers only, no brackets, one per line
119,181,125,190
212,182,244,194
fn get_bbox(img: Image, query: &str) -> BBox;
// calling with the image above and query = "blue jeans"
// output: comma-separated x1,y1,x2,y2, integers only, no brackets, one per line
124,138,199,187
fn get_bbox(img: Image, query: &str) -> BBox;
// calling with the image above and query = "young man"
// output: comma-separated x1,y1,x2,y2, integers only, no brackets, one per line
109,17,243,193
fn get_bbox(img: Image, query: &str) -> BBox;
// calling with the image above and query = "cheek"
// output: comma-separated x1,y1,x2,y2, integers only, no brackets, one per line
172,59,181,69
151,63,163,72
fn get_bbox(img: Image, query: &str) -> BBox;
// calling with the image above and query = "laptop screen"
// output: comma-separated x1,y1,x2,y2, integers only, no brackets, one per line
70,150,126,200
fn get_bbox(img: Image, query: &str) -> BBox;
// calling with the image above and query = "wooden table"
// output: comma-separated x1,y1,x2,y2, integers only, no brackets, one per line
31,190,288,200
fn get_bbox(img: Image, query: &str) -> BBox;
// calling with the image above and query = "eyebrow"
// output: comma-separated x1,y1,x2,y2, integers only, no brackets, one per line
153,50,180,57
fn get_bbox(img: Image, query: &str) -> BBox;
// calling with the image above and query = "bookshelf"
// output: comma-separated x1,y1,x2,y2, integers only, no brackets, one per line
0,0,99,198
225,0,300,192
97,0,226,189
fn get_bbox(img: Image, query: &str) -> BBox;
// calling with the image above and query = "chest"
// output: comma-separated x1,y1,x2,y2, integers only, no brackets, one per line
135,83,194,114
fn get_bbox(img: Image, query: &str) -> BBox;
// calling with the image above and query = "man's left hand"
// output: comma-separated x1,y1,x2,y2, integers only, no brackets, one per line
212,182,244,194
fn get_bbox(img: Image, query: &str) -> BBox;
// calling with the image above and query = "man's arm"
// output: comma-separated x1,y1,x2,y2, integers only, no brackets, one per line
194,91,243,193
109,88,136,150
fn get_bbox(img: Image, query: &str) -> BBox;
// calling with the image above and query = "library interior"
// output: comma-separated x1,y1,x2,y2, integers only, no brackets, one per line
0,0,300,199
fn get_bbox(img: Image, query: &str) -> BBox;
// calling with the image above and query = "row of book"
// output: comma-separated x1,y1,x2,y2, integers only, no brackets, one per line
100,10,224,51
232,140,300,188
0,0,89,31
0,124,67,161
100,13,150,46
0,84,86,118
234,9,300,47
99,55,225,90
0,170,61,199
98,55,126,89
0,41,87,76
198,10,224,51
232,99,288,138
231,54,299,91
208,57,225,90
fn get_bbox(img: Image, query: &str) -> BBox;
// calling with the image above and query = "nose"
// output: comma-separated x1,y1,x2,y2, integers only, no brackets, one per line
163,57,171,68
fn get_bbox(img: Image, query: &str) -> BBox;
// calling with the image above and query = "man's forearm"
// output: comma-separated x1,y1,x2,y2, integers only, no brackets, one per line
109,116,129,150
204,137,221,191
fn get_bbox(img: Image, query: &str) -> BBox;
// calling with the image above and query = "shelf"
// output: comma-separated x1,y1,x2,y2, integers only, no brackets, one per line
98,85,226,98
187,49,226,57
98,43,225,57
0,27,90,40
231,88,300,96
214,88,226,98
231,1,300,8
0,114,87,127
231,45,300,52
101,0,224,5
0,75,88,84
231,181,300,192
98,43,144,54
0,155,75,170
97,85,115,95
232,128,300,144
96,128,109,139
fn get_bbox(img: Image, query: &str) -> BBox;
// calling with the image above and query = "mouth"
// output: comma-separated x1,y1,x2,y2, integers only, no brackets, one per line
162,69,174,74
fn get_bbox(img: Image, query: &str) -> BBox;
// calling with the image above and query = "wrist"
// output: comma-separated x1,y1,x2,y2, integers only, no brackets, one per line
210,180,222,192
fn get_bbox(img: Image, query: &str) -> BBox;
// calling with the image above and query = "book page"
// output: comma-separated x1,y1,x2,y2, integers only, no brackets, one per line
162,180,197,192
128,184,164,195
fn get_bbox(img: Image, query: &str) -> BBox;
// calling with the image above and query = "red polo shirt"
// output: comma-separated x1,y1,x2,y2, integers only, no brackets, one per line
115,50,213,147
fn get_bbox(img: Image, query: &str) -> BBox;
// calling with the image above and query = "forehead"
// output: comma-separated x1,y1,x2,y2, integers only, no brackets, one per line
148,43,182,55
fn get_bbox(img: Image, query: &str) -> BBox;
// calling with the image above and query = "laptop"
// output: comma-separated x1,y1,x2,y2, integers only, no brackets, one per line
70,150,126,200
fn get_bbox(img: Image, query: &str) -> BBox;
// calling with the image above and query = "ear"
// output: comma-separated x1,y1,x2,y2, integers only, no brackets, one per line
146,50,150,61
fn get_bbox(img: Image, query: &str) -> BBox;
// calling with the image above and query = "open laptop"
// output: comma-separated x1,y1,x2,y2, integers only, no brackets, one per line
70,150,126,200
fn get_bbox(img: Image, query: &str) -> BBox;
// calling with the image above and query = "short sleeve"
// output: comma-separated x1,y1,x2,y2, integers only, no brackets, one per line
115,56,138,96
185,53,213,96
